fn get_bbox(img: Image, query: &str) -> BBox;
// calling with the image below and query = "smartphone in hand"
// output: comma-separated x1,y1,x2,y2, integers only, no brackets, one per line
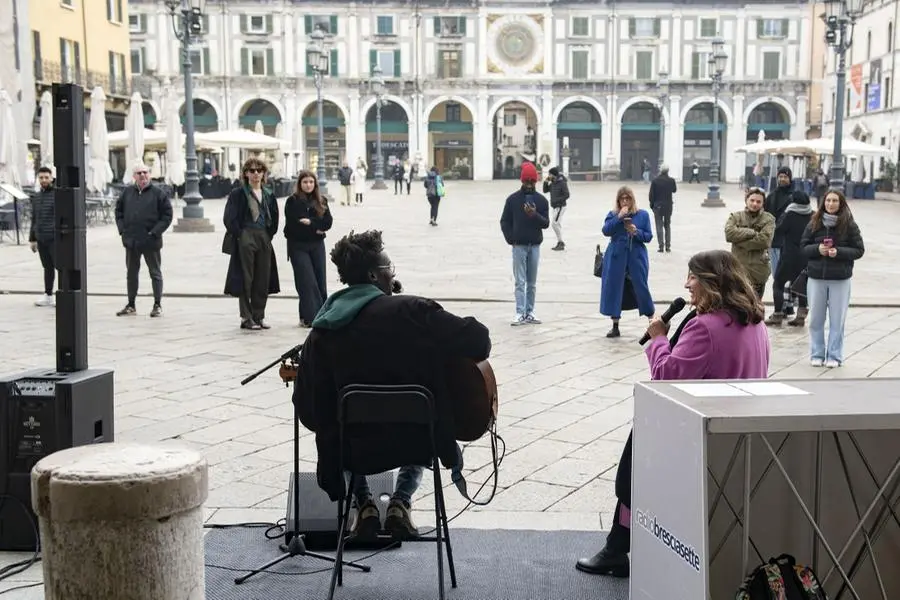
823,237,833,248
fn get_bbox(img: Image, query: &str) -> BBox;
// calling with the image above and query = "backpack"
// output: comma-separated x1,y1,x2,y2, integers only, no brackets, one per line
435,176,445,197
736,554,828,600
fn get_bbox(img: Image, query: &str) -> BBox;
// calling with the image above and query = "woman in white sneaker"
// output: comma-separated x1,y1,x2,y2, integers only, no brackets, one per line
800,189,865,367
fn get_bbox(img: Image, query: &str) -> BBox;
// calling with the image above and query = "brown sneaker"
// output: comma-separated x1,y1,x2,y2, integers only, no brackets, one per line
384,499,419,540
116,305,136,316
350,499,381,539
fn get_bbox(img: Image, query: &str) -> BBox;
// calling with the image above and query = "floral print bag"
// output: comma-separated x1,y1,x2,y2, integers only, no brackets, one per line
736,554,828,600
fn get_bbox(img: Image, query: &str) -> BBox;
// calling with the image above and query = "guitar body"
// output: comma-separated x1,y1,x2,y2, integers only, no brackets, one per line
446,359,499,442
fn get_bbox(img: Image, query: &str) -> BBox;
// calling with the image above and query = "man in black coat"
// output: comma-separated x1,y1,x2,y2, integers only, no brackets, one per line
765,166,796,315
542,166,570,251
114,162,173,317
29,166,56,307
648,165,676,252
295,230,491,539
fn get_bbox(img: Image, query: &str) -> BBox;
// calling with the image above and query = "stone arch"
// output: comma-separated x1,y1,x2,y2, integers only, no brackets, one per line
487,97,542,125
141,99,162,126
297,95,351,122
742,97,797,126
617,95,670,123
679,96,734,124
552,96,608,123
232,94,286,129
424,96,478,123
179,94,224,127
359,95,413,124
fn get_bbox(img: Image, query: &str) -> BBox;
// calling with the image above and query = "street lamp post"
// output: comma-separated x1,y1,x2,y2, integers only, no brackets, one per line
703,37,728,208
370,65,388,190
824,0,864,192
166,0,213,232
657,70,669,174
306,27,331,199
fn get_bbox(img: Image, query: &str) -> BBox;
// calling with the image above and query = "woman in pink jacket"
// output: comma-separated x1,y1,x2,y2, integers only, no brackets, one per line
576,249,770,578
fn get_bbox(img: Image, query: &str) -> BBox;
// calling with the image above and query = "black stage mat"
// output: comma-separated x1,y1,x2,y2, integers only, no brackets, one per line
205,526,629,600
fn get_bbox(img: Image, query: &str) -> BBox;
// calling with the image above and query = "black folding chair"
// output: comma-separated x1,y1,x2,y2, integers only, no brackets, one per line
327,383,457,600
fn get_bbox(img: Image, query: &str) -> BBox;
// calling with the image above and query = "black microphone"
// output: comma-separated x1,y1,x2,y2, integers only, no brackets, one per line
639,297,687,345
391,279,403,294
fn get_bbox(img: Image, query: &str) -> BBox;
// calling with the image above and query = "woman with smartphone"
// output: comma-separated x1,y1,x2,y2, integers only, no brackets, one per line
800,189,865,367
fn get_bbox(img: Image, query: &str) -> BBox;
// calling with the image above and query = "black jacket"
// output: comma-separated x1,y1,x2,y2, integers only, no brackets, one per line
115,183,173,250
542,175,570,208
500,188,550,245
29,186,55,244
223,185,279,240
800,219,865,281
337,167,352,186
649,175,677,214
773,210,812,282
764,185,793,247
295,292,491,501
283,194,333,245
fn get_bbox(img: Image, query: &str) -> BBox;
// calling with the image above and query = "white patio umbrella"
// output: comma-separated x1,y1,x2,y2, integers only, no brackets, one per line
254,119,264,135
87,87,114,192
166,101,185,186
757,130,766,143
39,91,54,170
125,92,145,170
0,89,22,188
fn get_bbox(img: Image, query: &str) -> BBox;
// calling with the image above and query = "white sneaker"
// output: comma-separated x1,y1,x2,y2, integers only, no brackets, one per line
510,315,527,326
824,359,841,368
810,358,824,367
525,314,542,324
34,294,54,307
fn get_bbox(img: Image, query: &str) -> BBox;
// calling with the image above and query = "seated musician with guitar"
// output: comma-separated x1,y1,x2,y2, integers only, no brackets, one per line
294,229,492,540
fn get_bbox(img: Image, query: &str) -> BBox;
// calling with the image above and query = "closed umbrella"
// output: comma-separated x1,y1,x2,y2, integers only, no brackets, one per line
0,89,21,188
125,92,145,171
254,119,264,135
39,91,54,171
166,100,185,186
87,87,113,192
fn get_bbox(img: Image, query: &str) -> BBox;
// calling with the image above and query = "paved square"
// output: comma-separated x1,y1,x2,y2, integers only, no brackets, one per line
1,181,899,592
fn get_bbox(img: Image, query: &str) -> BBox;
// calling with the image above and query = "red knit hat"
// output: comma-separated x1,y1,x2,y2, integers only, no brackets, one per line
520,162,538,183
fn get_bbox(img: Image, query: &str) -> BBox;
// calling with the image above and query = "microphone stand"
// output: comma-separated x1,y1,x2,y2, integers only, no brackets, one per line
234,344,371,585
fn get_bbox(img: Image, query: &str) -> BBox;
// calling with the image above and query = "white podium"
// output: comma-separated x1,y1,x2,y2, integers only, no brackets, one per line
630,378,900,600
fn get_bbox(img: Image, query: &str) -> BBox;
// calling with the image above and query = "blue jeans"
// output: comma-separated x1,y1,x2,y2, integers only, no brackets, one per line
807,277,852,363
512,244,540,316
349,445,465,506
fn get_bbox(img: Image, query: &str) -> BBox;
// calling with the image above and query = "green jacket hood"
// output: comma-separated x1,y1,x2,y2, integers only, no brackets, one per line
311,284,384,330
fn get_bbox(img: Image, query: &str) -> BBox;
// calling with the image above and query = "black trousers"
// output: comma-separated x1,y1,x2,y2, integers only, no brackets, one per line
237,228,272,322
773,275,807,313
394,178,403,193
652,210,671,250
606,431,634,553
125,246,163,305
427,195,441,221
37,241,55,295
289,241,328,323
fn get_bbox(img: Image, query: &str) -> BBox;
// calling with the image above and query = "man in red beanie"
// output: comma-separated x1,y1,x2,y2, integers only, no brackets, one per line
500,161,550,326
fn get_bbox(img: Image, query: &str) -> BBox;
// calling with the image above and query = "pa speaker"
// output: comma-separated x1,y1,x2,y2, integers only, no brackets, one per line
55,291,88,372
52,83,85,185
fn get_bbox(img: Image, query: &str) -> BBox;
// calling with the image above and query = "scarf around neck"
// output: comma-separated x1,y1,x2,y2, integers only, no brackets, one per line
822,213,838,228
785,202,813,216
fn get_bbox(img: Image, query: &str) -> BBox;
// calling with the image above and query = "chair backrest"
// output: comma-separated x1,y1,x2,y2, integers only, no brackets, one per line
338,384,436,427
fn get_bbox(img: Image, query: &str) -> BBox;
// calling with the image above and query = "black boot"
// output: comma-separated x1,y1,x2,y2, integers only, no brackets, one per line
606,322,620,338
575,546,630,577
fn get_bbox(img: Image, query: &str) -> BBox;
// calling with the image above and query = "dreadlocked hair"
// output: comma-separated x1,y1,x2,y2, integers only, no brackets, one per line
330,229,385,285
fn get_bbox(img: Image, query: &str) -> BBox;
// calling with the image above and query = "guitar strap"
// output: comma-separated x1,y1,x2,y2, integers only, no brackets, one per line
450,420,501,506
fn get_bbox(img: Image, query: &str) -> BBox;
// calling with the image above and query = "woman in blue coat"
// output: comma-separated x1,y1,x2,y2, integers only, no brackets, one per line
599,186,656,337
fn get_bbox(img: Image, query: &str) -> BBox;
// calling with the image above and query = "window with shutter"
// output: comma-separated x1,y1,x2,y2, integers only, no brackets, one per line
759,19,787,39
240,48,249,75
459,17,466,35
433,16,441,35
632,18,658,38
393,49,401,77
436,16,464,36
699,18,717,38
265,48,274,75
248,15,266,34
572,17,589,37
304,15,312,34
330,16,338,34
762,51,780,80
106,0,113,22
691,52,710,79
330,49,338,77
265,15,273,34
635,51,653,79
377,16,394,35
572,50,589,79
203,47,210,74
73,41,81,82
116,0,123,22
240,15,248,34
369,49,377,75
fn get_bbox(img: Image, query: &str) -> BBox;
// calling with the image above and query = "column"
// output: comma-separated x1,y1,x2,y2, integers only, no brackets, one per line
417,94,428,169
603,93,620,176
793,95,808,141
541,88,555,162
283,10,295,76
726,94,744,183
348,11,359,78
473,92,491,180
735,12,747,81
670,14,682,77
668,95,683,180
478,8,489,76
284,94,297,172
349,89,362,165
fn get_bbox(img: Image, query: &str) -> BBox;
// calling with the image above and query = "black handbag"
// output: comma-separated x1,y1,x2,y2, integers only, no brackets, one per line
593,244,604,278
791,269,809,298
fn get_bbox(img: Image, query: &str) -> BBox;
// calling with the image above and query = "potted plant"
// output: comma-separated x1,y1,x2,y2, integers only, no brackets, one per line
876,160,896,192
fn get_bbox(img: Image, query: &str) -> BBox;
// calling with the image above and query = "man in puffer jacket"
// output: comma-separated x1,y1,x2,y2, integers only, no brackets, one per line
29,166,56,307
542,166,570,251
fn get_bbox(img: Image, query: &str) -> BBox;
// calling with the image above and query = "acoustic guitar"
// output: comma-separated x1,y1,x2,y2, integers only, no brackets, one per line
446,359,499,442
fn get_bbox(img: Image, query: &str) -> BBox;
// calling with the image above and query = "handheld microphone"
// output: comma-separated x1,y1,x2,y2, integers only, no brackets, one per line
638,297,687,345
391,279,403,294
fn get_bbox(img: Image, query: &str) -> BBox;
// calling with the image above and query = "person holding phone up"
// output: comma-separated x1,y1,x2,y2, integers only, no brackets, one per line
799,189,865,368
500,162,550,326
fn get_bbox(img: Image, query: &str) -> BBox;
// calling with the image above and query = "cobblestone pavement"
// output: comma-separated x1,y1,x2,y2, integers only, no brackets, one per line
1,181,898,305
2,181,900,593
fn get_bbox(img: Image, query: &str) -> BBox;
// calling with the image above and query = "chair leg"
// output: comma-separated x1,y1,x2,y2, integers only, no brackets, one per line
432,462,446,600
433,463,457,588
328,477,355,600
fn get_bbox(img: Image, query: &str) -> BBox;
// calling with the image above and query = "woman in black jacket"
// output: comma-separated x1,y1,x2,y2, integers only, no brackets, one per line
799,189,865,367
284,170,333,327
765,190,814,327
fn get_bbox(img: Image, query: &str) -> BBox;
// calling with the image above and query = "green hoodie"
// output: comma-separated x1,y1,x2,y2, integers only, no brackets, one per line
311,284,384,330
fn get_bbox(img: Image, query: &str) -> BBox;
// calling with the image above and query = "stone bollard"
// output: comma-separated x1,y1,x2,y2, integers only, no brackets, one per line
31,443,208,600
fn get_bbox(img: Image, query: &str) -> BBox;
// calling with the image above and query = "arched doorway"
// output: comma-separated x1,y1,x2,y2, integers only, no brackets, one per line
427,100,473,179
557,102,602,181
142,102,157,128
683,103,728,182
239,99,282,137
745,102,790,184
620,102,660,181
180,99,218,133
365,101,409,179
493,101,538,179
301,101,346,178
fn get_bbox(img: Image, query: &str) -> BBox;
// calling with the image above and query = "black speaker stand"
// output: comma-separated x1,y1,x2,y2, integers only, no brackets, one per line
234,348,370,585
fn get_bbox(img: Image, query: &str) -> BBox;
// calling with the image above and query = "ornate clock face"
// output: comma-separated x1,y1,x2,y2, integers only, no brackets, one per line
486,15,544,75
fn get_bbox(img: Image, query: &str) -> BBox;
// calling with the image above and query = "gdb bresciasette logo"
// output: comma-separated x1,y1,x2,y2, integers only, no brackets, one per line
635,508,702,573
